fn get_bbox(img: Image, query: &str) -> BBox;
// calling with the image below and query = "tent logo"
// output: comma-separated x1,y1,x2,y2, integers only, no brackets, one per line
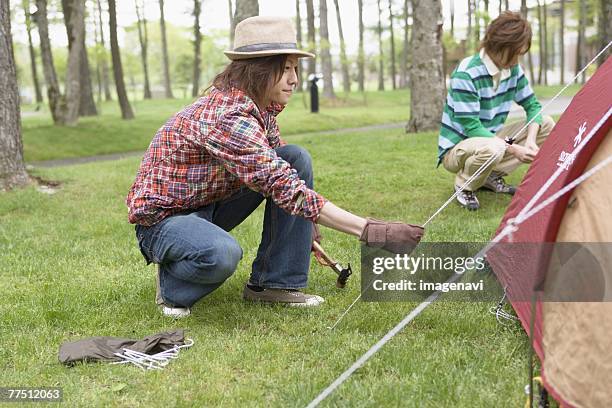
557,121,588,171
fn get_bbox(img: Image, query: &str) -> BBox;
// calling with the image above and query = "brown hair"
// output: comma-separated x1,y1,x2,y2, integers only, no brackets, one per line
480,11,532,66
209,54,292,106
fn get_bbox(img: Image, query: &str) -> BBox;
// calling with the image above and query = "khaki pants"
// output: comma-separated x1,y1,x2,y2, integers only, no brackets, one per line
442,116,555,191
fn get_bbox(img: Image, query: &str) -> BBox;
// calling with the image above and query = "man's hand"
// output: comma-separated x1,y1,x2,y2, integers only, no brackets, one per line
524,140,539,156
509,144,537,163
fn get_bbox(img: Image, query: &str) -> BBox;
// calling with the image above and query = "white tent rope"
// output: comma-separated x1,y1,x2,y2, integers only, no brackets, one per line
309,147,612,407
328,42,612,332
112,338,194,371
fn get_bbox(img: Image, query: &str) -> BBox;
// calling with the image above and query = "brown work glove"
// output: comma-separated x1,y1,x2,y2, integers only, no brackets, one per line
359,218,424,254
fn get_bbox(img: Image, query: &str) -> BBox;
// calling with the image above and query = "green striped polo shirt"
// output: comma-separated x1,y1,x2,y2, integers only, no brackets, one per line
437,51,543,165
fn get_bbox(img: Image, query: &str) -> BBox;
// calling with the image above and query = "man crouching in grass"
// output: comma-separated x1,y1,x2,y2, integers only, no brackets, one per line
438,11,555,211
126,16,424,318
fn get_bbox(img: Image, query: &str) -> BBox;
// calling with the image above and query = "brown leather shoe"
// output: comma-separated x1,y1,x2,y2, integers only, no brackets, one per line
359,218,424,254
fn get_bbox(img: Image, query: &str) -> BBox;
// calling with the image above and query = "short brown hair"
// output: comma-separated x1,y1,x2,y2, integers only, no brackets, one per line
209,54,292,105
480,11,532,66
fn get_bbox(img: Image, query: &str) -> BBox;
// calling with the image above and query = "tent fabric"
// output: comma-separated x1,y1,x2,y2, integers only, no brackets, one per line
58,329,186,365
543,131,612,408
488,56,612,407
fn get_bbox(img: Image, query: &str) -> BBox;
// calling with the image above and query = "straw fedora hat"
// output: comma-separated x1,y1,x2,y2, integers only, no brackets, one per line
224,16,315,60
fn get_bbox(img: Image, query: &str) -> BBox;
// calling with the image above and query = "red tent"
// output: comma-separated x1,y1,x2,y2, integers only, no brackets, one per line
488,57,612,407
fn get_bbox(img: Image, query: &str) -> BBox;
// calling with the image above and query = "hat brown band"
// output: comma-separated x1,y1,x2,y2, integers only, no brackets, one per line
233,42,298,53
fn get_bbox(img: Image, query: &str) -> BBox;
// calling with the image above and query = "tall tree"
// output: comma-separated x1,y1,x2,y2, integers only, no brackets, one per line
399,0,410,88
295,0,304,92
36,0,83,126
333,0,350,93
357,0,365,91
305,0,315,80
108,0,134,119
498,0,502,15
576,0,587,84
521,0,536,85
376,0,385,91
228,0,234,47
474,0,480,45
0,0,29,190
537,0,543,84
559,0,565,83
388,0,397,90
62,0,97,116
233,0,258,27
23,0,43,104
319,0,335,98
406,0,444,132
598,0,612,66
134,0,151,99
96,0,112,101
505,0,509,10
467,0,473,51
159,0,173,98
450,0,454,38
192,0,201,97
542,0,547,85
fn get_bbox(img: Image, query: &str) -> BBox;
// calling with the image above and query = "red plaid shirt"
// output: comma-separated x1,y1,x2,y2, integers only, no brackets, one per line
126,87,326,226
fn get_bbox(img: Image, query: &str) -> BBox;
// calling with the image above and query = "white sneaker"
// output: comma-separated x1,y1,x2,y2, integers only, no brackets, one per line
160,305,191,319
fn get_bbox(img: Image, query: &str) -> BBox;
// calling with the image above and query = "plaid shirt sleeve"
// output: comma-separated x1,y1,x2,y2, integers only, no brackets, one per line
205,108,326,221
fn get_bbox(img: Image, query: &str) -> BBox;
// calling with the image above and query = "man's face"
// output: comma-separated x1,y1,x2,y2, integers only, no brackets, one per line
268,55,299,106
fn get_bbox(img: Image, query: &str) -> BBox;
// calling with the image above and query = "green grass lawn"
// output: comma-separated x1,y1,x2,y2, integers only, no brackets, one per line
21,90,410,163
0,125,534,406
20,84,578,164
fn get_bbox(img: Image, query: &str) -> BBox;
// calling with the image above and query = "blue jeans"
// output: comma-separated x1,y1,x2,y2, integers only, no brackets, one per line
135,145,314,308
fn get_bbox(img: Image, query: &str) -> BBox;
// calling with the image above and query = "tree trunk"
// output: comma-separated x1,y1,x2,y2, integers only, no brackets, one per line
542,0,547,85
483,0,489,26
406,0,444,132
63,0,97,117
376,0,384,91
93,0,102,102
96,0,112,101
357,0,365,91
63,0,85,126
108,0,134,119
498,0,502,15
388,0,397,90
35,0,63,123
23,0,43,104
0,0,29,190
159,0,173,98
467,0,472,52
399,0,410,88
305,0,316,80
521,0,536,86
537,0,543,85
450,0,454,38
319,0,335,98
228,0,234,47
598,0,612,66
233,0,258,27
560,0,564,84
474,0,480,45
577,0,586,84
192,0,201,97
37,0,83,126
135,0,151,99
295,0,304,92
333,0,350,93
